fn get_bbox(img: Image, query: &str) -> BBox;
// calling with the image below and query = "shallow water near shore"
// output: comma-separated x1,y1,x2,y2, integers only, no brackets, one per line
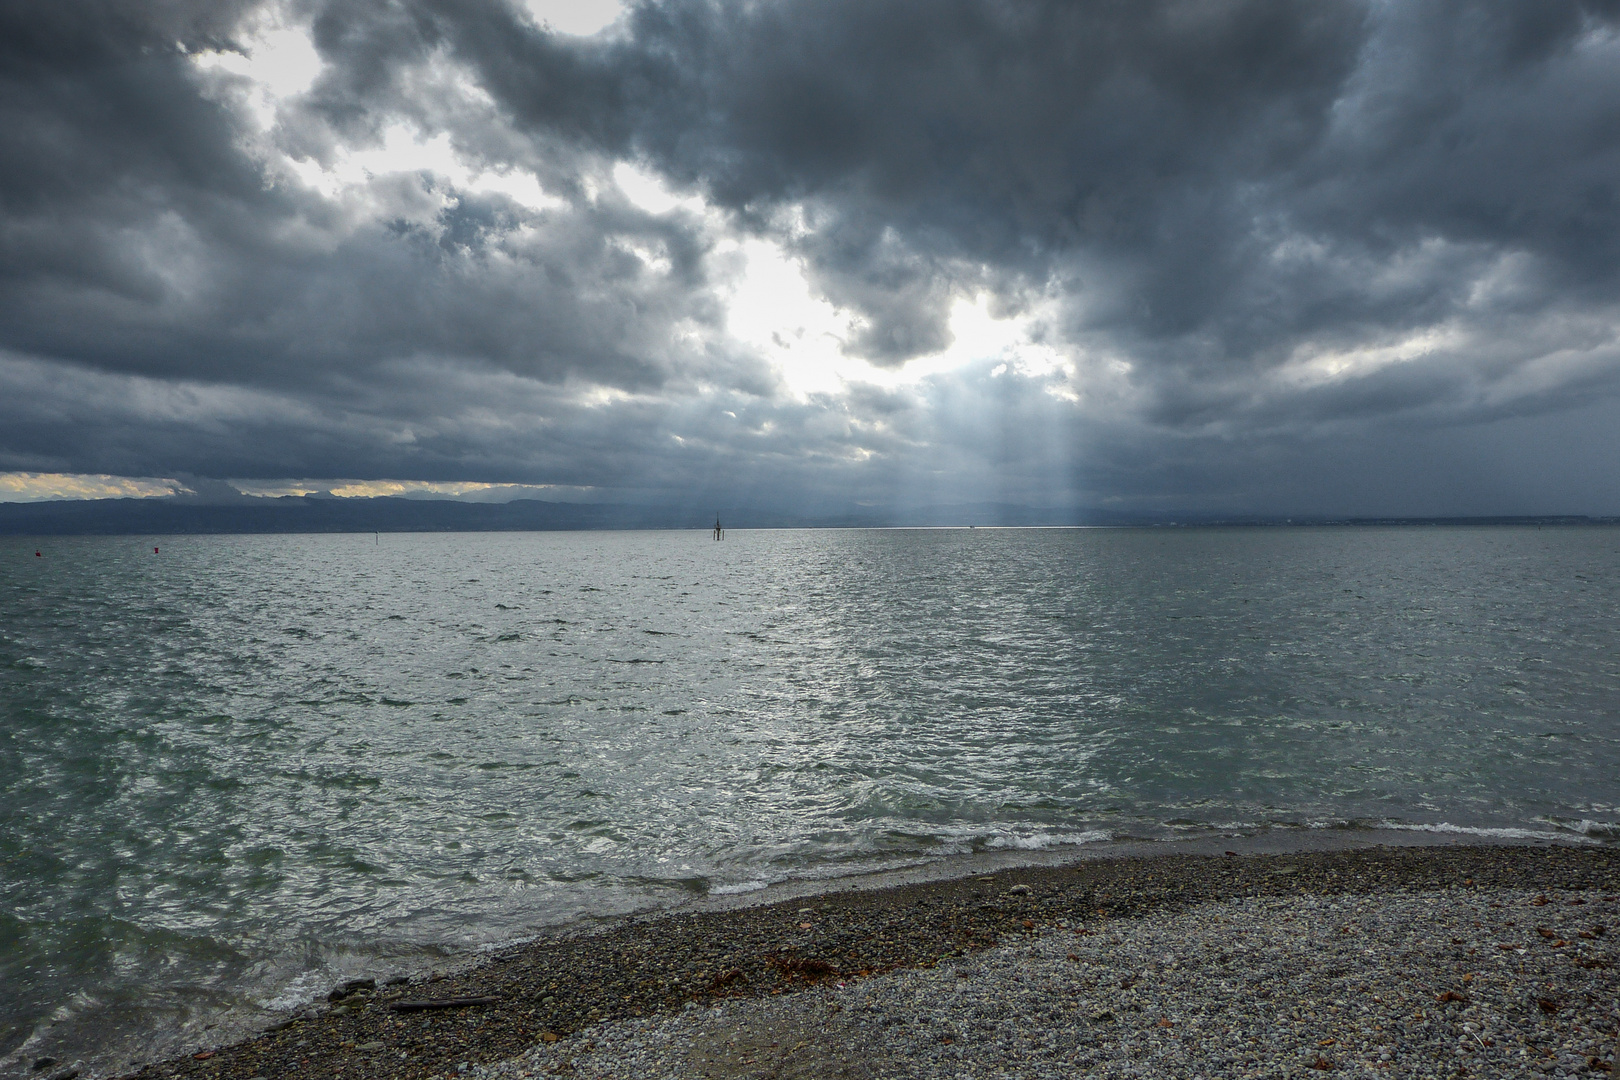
3,525,1619,1076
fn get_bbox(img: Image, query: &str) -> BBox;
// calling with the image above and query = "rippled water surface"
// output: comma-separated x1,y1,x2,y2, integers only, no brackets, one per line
3,526,1619,1075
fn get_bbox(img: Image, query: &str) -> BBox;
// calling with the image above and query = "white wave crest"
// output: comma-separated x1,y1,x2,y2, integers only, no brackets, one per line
261,969,332,1012
1551,819,1620,839
1377,820,1580,842
981,829,1112,851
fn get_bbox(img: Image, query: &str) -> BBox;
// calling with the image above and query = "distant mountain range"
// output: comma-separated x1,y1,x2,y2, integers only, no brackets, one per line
0,494,1613,535
0,495,1132,534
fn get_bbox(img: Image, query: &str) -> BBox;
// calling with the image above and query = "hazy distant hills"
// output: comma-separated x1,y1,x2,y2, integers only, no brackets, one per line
0,495,688,535
0,494,1611,535
0,496,1153,534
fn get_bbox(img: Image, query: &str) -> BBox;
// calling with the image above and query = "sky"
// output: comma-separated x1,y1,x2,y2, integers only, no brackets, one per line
2,0,1619,517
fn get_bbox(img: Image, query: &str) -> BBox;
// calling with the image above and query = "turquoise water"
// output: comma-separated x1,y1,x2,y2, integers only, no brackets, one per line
2,526,1618,1075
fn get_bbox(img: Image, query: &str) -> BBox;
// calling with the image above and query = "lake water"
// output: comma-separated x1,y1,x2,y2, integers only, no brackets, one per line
2,526,1618,1076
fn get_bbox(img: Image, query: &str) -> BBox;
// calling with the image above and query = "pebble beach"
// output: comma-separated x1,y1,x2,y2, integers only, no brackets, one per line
99,843,1618,1080
491,882,1617,1079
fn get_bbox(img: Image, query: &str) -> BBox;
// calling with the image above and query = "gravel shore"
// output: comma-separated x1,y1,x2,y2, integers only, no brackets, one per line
487,885,1617,1079
105,842,1618,1080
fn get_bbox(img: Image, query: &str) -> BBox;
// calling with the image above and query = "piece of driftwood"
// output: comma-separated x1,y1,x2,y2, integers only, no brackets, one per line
387,996,501,1012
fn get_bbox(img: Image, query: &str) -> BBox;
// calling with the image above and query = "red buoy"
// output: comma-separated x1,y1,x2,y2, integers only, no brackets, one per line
154,547,159,554
35,550,41,557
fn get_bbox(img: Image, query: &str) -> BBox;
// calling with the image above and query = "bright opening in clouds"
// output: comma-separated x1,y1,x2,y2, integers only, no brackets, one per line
522,0,625,36
189,18,323,129
723,236,857,398
612,161,703,216
0,474,186,503
227,479,597,501
3,0,1620,519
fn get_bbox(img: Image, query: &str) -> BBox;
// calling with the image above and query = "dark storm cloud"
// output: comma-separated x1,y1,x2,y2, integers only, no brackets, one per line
563,0,1618,372
0,0,735,392
386,0,1620,416
430,0,1374,361
2,0,1619,512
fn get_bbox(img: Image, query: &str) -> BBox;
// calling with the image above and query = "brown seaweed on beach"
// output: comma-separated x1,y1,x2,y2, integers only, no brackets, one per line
708,967,748,993
769,955,838,980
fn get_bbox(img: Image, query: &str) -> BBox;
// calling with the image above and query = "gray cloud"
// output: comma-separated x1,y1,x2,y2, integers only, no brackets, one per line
1,0,1619,514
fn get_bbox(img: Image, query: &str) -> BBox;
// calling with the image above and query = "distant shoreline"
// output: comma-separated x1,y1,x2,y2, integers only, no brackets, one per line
3,494,1617,537
107,837,1619,1080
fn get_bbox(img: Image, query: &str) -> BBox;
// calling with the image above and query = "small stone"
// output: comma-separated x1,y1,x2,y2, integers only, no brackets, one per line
356,1041,385,1052
330,978,377,1001
1008,884,1031,895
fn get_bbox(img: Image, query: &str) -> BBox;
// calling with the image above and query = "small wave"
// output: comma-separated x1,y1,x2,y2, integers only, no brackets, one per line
261,969,332,1012
709,880,770,895
917,825,1112,856
981,828,1112,851
1546,818,1620,839
1375,820,1581,843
